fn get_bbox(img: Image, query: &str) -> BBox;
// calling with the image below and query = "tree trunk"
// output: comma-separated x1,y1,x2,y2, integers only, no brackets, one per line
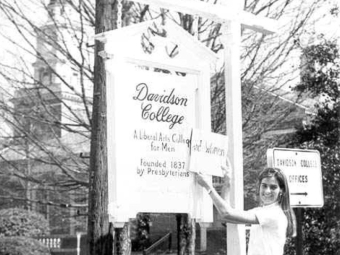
177,214,196,255
87,0,117,254
188,217,196,255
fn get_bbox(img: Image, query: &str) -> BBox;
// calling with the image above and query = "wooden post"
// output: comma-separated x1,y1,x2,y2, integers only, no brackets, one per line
116,223,132,255
87,0,116,254
176,214,195,255
178,214,186,255
188,217,196,255
221,0,246,254
178,214,188,255
176,214,182,255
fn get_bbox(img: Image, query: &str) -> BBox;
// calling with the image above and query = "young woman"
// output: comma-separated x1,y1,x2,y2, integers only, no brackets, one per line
196,165,296,255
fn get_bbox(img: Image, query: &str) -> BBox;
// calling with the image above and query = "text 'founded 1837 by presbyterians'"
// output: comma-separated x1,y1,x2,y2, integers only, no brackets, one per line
137,158,189,178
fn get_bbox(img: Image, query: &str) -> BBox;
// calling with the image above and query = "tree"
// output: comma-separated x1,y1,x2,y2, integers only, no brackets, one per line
288,39,340,254
87,0,114,254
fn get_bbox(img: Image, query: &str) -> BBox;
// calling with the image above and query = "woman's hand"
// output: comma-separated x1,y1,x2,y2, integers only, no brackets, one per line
196,172,212,191
222,157,232,187
195,157,232,192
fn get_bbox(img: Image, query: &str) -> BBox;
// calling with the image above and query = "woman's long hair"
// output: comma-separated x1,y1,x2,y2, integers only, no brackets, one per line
257,167,296,237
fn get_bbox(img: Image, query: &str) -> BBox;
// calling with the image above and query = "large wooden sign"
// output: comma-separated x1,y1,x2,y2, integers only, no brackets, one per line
267,148,324,207
96,19,218,224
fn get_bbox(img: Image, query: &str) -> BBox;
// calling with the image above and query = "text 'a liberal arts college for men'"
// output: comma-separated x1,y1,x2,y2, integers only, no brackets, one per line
134,129,190,145
134,128,190,153
132,83,189,129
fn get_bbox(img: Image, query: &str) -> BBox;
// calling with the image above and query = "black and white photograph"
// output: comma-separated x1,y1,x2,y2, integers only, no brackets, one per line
0,0,339,254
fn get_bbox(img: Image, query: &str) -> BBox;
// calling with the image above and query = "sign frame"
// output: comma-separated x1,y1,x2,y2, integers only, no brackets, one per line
96,19,218,225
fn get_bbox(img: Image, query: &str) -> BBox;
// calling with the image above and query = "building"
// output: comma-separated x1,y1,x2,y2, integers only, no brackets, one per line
0,0,92,235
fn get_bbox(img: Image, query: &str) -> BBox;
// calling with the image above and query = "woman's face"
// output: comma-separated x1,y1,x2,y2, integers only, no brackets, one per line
259,176,282,206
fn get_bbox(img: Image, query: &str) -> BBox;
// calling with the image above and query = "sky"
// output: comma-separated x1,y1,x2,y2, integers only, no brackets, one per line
1,0,339,62
302,0,340,45
0,2,41,74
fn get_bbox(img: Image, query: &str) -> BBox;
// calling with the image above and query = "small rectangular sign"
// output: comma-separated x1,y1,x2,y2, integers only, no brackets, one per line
267,148,324,207
188,129,228,177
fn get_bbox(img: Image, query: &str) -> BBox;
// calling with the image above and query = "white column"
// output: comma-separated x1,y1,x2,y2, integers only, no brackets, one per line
198,222,210,252
221,1,246,255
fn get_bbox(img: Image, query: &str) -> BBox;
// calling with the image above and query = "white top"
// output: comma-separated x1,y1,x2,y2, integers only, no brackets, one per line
247,203,287,255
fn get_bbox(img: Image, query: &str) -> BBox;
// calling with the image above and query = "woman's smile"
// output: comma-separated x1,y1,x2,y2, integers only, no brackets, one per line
259,176,281,206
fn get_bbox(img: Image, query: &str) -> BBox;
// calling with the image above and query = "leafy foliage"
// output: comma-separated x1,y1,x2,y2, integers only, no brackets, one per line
0,236,50,255
0,208,51,255
290,39,340,254
131,213,151,251
0,208,50,237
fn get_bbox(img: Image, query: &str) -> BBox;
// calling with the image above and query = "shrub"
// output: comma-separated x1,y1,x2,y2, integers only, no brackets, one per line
0,236,50,255
0,208,49,237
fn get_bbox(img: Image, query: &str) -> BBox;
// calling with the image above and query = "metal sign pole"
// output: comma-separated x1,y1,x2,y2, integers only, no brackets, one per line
295,208,304,255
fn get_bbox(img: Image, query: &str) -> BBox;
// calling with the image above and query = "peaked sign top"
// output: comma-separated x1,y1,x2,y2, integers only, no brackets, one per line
95,18,218,70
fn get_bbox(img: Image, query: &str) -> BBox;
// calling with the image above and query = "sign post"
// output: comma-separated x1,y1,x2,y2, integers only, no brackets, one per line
97,1,278,254
219,0,248,253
